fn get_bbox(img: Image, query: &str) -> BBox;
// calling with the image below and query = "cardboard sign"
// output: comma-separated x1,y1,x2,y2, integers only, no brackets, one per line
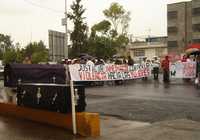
170,62,196,78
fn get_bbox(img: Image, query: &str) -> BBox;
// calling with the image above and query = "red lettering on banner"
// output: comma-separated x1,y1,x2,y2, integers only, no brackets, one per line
74,64,152,81
96,72,107,80
79,72,84,80
183,63,195,77
106,65,115,72
119,65,128,72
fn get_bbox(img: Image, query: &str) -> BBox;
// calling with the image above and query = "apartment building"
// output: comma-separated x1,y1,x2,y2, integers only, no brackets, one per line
167,0,200,55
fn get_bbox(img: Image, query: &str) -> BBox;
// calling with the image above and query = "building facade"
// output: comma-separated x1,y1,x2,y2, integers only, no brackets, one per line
128,36,168,61
167,0,200,54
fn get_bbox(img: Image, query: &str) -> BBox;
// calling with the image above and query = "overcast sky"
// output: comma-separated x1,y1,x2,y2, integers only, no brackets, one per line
0,0,191,47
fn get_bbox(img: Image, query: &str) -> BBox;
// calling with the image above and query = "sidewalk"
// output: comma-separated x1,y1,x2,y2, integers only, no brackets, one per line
0,114,199,140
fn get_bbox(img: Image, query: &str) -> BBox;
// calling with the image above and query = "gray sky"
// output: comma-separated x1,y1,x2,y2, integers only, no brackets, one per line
0,0,191,47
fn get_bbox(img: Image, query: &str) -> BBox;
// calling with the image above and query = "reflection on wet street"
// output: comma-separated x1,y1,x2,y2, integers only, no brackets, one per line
0,115,78,140
86,79,200,123
0,79,199,139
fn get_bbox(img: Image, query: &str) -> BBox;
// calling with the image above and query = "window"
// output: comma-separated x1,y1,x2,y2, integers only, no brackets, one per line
168,11,178,20
168,41,178,47
155,48,164,57
193,24,200,32
168,26,178,34
134,50,145,57
192,7,200,16
193,39,200,43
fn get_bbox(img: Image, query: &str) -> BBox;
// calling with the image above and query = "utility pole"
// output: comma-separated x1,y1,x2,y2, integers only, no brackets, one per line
64,0,68,59
147,28,151,46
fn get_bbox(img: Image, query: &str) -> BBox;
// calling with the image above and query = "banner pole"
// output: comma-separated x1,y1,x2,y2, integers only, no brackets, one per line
70,80,77,134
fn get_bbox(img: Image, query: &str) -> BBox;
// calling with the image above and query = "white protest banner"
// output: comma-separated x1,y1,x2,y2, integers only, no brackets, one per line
69,64,151,81
170,62,196,78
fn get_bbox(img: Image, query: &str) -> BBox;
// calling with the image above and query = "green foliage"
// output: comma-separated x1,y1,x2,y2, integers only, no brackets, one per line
0,34,13,59
103,2,125,32
24,41,46,57
68,0,88,57
0,34,12,49
103,2,131,35
116,35,129,47
23,40,48,64
31,51,48,64
15,48,24,63
121,11,131,35
3,48,17,64
91,20,111,35
0,36,48,64
87,35,116,59
85,2,131,59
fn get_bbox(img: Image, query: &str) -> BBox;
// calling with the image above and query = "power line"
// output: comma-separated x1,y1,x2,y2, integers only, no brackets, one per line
23,0,64,14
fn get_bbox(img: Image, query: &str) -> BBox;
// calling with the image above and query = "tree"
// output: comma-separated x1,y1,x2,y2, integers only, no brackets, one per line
121,11,131,35
86,3,131,59
103,2,131,36
103,2,131,52
87,35,116,59
68,0,88,57
24,41,46,57
3,48,17,64
31,51,48,64
0,34,13,59
23,41,48,64
103,2,125,33
91,20,111,36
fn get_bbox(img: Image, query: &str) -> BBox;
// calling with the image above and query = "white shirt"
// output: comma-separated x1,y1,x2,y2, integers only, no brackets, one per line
86,60,94,71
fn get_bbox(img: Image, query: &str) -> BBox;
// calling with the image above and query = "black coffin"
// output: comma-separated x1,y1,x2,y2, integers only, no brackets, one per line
17,83,86,113
4,64,66,87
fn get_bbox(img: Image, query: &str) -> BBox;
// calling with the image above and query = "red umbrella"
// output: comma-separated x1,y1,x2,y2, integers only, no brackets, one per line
185,44,200,54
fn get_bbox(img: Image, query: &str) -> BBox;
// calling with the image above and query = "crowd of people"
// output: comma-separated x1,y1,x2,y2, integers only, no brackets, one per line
62,54,200,85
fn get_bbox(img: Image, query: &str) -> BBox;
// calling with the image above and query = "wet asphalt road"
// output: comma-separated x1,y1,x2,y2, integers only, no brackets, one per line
0,78,199,139
86,78,200,123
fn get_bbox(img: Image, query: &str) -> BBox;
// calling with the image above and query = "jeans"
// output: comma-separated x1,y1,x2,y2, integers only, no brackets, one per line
163,70,169,83
153,67,159,80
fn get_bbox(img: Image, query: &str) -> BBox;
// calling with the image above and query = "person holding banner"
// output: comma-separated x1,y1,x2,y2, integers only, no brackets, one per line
128,56,134,66
153,57,160,80
195,56,200,86
161,56,170,83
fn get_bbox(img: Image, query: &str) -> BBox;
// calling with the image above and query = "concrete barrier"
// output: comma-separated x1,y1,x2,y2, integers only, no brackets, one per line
0,103,100,137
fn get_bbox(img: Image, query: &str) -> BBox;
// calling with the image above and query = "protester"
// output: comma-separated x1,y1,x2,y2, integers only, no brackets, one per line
127,56,134,66
86,58,95,72
72,59,79,64
95,58,104,65
181,55,191,62
142,57,148,81
115,59,123,85
152,57,160,80
23,56,32,64
195,55,200,83
79,58,86,64
161,56,170,83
